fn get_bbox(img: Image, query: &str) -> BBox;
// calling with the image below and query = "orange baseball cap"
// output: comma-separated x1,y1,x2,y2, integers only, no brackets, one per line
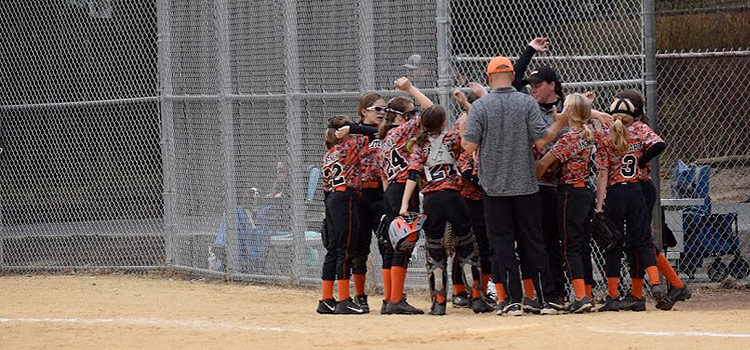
486,56,514,75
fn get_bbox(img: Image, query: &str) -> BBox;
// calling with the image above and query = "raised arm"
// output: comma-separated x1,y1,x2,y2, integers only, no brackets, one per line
394,77,433,109
513,37,549,91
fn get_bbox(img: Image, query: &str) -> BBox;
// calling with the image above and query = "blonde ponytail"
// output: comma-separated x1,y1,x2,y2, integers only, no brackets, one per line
609,118,629,154
563,93,593,142
607,97,637,154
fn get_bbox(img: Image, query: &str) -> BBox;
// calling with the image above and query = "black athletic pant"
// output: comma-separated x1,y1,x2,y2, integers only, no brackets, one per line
322,188,360,281
483,192,554,304
352,187,384,274
380,182,419,268
423,190,476,269
604,183,657,279
534,185,566,298
557,185,595,282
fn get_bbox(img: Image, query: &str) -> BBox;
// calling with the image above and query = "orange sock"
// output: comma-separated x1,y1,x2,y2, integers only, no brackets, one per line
321,280,334,300
471,280,481,299
608,277,619,298
494,283,507,301
632,278,644,299
571,279,586,300
645,266,661,285
436,292,446,304
657,253,685,288
453,283,466,294
522,278,536,299
585,284,593,300
381,269,392,302
353,273,366,296
337,279,350,301
481,273,491,294
390,266,407,303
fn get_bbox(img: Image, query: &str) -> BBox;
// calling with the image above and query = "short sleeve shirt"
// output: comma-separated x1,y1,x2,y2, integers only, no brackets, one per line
322,135,368,190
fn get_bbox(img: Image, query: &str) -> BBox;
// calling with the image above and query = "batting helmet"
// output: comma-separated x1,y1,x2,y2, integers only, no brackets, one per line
389,212,426,251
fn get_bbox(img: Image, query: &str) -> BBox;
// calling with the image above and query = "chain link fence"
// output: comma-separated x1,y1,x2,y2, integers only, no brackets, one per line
1,1,748,299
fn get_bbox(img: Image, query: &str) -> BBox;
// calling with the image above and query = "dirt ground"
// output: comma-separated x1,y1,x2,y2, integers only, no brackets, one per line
2,274,750,350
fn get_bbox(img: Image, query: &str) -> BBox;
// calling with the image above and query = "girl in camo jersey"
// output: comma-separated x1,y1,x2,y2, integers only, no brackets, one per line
315,115,369,315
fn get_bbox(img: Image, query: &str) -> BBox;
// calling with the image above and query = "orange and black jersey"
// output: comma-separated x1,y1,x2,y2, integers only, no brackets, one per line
549,127,607,185
632,121,663,182
348,123,383,185
406,123,463,194
380,116,421,184
458,150,482,201
322,135,369,191
599,122,664,187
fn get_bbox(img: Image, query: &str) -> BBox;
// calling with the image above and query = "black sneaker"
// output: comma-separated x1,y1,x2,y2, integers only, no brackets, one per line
452,291,470,308
386,297,425,315
652,284,674,311
316,298,337,314
568,296,593,314
485,293,498,306
333,298,367,314
502,302,523,316
620,294,646,312
540,302,560,315
522,296,541,314
495,299,508,316
598,296,620,312
547,296,567,314
667,285,692,302
471,297,495,313
380,300,390,315
354,294,370,313
429,302,447,315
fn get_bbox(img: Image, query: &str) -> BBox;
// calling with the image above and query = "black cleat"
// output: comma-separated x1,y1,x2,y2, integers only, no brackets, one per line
667,285,692,302
568,296,593,314
471,297,495,313
452,291,470,308
380,300,390,315
316,298,337,314
502,302,524,316
598,296,620,312
354,294,370,313
333,298,367,314
540,302,560,315
386,297,424,315
547,296,567,314
522,296,541,314
495,299,508,316
429,302,447,315
620,294,646,312
652,284,674,311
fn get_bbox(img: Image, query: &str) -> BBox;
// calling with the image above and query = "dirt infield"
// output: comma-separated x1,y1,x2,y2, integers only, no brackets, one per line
2,274,750,350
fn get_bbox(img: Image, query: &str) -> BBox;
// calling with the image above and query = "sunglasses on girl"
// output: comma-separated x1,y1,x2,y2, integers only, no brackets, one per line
365,106,387,112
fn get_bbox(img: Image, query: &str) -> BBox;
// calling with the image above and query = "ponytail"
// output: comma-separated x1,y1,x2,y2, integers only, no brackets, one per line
377,96,413,139
607,97,637,154
415,105,446,147
563,93,593,142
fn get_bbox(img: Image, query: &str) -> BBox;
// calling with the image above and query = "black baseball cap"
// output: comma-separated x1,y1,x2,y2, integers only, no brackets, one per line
521,66,560,85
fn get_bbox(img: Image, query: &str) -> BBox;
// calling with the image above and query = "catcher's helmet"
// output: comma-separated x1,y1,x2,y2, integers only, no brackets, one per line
389,212,426,251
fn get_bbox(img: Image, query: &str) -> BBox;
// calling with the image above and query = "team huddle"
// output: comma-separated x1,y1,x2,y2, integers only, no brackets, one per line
317,38,691,316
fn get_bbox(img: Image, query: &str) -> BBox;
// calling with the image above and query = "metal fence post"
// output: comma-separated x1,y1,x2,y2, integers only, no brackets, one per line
282,0,307,285
643,0,662,249
436,0,452,118
156,0,176,266
215,0,240,277
359,0,375,91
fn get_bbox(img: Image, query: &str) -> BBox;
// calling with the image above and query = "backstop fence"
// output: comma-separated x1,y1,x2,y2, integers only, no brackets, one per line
1,1,748,295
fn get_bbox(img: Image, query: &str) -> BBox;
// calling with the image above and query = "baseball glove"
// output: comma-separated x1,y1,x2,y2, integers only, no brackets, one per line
588,212,622,251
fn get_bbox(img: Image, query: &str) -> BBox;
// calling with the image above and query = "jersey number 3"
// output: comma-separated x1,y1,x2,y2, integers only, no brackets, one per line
621,154,637,178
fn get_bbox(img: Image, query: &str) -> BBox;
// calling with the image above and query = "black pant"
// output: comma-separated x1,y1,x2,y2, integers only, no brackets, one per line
483,192,553,303
604,183,657,279
322,189,360,281
423,190,475,265
557,185,594,282
352,187,384,274
535,185,566,298
380,183,419,268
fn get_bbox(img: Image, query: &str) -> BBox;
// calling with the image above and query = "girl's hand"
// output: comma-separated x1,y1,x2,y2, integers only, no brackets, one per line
584,91,596,103
335,125,350,139
452,89,468,105
394,77,413,91
399,205,409,217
